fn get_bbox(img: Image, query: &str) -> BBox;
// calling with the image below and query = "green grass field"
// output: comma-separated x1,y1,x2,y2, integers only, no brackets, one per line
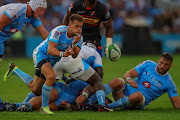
0,55,180,120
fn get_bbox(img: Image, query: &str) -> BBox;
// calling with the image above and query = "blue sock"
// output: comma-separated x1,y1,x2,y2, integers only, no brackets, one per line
16,102,32,108
42,84,52,107
23,92,36,102
13,69,33,86
108,96,130,108
96,90,105,106
89,83,112,105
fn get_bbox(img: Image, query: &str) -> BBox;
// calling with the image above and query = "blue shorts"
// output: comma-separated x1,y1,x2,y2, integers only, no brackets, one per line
124,84,147,109
33,50,59,68
0,42,4,55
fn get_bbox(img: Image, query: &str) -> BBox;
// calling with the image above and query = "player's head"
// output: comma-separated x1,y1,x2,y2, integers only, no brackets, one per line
87,0,97,4
28,0,47,19
157,53,173,75
68,14,83,36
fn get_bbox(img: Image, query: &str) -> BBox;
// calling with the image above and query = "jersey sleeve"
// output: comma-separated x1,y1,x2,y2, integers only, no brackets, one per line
30,18,42,28
67,2,76,15
101,9,111,22
4,5,20,21
167,78,178,98
48,27,61,44
134,60,151,75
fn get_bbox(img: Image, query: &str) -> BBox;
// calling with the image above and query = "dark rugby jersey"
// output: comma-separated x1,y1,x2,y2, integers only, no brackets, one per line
67,0,110,47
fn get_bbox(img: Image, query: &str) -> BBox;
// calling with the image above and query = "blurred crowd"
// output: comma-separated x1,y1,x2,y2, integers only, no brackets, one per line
1,0,180,35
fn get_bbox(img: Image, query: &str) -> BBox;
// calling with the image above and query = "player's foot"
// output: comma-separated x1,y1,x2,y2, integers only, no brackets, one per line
40,106,54,114
16,104,32,112
4,102,16,111
96,104,114,112
3,63,18,82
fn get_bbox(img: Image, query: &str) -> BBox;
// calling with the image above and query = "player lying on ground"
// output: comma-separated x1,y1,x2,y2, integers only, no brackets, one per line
4,52,113,111
76,53,180,110
4,79,113,112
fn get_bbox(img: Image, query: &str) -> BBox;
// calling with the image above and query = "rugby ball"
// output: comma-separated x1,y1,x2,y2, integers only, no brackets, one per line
105,43,121,61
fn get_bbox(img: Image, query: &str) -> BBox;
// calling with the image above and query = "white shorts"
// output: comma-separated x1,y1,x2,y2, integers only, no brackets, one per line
79,45,103,69
53,56,95,81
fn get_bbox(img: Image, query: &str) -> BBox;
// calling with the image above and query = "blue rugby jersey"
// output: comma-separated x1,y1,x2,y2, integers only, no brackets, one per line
134,60,178,105
35,25,83,67
0,3,42,42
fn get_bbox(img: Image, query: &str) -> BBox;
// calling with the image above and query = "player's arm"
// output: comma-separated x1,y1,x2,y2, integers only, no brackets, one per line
62,12,71,26
35,24,49,40
48,41,72,57
0,13,11,31
76,85,94,104
71,33,81,58
170,96,180,109
103,18,113,45
123,68,139,88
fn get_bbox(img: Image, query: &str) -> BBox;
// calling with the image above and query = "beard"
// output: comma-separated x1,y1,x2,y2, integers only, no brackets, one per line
88,0,96,4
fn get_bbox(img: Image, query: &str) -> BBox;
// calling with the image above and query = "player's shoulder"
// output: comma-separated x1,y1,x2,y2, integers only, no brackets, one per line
136,60,156,68
96,1,108,10
53,25,68,33
72,0,83,8
7,3,26,12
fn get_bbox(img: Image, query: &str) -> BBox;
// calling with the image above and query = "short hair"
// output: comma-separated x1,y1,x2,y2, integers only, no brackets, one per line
160,52,173,63
69,14,83,23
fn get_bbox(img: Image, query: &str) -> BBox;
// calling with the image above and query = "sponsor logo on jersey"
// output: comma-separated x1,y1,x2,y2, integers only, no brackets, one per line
105,10,110,19
53,31,60,39
9,28,18,33
156,80,163,87
72,67,82,75
83,17,99,25
12,14,17,21
90,11,96,16
77,11,85,14
143,81,151,88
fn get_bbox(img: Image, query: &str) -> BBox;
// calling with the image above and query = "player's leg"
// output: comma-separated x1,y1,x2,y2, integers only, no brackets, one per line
40,62,55,114
0,42,4,68
108,82,145,109
77,66,106,106
88,78,124,105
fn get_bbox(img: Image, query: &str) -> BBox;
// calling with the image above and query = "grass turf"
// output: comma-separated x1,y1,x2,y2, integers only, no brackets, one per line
0,55,180,119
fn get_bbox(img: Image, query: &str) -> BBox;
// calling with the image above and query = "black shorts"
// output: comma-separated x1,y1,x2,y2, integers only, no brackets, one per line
35,58,50,80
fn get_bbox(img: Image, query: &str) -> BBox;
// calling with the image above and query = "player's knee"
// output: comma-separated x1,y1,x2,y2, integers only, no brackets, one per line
45,72,56,84
134,91,143,103
109,78,125,92
31,88,42,96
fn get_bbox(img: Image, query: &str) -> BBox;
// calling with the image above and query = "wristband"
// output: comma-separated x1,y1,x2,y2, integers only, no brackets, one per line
106,37,113,45
82,91,89,99
72,44,77,48
59,51,64,57
126,77,132,82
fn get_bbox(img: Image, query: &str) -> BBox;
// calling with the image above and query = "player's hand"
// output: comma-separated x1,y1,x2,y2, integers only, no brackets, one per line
76,95,86,104
64,46,74,57
72,33,81,44
59,100,68,108
128,80,138,88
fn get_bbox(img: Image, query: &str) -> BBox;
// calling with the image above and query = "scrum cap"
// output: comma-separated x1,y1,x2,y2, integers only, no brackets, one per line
28,0,47,11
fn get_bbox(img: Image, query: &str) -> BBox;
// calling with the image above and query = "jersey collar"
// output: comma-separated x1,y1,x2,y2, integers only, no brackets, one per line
155,65,168,76
83,0,97,10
